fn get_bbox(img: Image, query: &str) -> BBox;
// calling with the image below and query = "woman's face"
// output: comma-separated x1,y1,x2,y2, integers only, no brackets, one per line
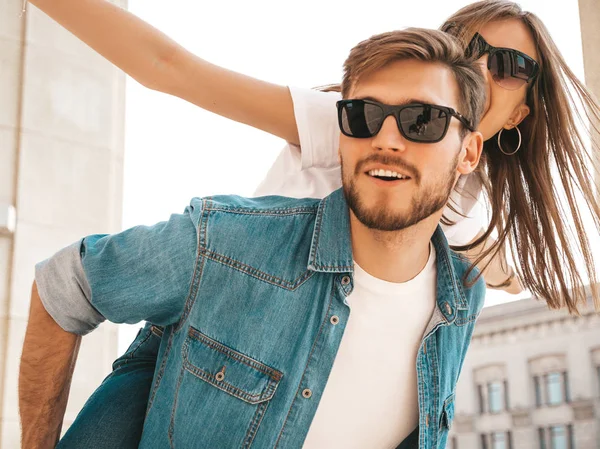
475,19,539,141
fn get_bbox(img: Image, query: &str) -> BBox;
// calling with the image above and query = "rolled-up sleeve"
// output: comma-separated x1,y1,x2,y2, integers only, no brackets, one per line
35,201,201,335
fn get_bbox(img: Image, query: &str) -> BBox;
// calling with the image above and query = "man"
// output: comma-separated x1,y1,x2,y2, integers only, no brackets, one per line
20,28,486,449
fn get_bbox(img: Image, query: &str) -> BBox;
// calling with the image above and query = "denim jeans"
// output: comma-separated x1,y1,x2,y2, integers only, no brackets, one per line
57,323,163,448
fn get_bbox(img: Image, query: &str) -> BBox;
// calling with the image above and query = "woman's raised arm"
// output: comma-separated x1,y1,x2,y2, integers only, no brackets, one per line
29,0,300,144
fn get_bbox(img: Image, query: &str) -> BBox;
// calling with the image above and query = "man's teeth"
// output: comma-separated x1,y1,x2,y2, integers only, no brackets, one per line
368,169,408,179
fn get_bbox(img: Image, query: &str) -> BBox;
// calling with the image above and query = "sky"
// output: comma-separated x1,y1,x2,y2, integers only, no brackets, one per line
118,0,587,352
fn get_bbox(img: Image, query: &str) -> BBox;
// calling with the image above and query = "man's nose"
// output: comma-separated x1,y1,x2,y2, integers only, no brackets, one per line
371,115,407,152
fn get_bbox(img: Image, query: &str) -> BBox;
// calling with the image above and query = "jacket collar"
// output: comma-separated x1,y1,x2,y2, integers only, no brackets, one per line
307,188,469,319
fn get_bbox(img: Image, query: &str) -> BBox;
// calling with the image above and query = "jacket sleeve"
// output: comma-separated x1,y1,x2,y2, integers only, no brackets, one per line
35,201,201,335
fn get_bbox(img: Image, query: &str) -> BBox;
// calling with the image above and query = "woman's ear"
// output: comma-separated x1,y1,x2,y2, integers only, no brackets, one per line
505,103,530,129
457,131,484,175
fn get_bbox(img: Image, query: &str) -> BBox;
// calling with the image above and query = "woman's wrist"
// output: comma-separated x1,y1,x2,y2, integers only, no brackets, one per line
485,267,516,289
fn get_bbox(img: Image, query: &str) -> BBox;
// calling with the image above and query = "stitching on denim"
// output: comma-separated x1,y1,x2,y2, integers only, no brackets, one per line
429,336,440,448
146,325,175,415
168,340,188,449
205,205,318,216
202,249,314,291
182,360,277,404
273,279,336,449
417,344,426,448
243,400,271,449
449,254,469,308
188,327,283,381
176,202,210,331
441,251,468,312
454,314,479,326
308,198,326,267
439,393,455,431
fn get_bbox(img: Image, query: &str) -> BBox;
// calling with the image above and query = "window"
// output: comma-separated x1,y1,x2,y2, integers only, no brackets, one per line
547,373,563,405
550,426,568,449
478,384,485,414
481,434,488,449
488,382,504,413
529,355,568,408
534,375,543,407
480,432,512,449
476,380,509,414
491,432,507,449
538,428,547,449
539,425,574,449
534,372,569,407
474,365,508,415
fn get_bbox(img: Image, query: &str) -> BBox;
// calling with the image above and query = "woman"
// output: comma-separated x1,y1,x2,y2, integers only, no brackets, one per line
24,0,600,447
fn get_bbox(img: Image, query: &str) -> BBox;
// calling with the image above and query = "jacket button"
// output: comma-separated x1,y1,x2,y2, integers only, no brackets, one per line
302,389,312,399
341,276,351,286
215,372,225,381
330,315,340,325
444,303,453,315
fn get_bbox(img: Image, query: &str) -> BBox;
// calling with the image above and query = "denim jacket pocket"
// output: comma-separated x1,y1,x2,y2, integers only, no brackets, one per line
182,326,283,404
169,326,284,448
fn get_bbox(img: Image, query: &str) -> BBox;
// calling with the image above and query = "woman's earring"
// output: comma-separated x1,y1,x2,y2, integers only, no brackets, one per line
497,125,522,156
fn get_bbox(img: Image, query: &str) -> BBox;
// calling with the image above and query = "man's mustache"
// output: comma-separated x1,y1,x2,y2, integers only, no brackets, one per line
355,154,420,183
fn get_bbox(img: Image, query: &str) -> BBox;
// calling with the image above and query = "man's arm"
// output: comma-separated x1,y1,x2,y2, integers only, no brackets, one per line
19,282,82,449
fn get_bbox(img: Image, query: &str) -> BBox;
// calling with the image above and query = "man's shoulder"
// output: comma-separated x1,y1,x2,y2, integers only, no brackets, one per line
189,194,321,216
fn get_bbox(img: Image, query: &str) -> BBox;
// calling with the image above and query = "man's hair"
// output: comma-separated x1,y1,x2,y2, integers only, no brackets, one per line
340,28,486,134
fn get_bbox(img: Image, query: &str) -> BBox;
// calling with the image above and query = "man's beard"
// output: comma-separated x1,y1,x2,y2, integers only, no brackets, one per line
342,151,460,232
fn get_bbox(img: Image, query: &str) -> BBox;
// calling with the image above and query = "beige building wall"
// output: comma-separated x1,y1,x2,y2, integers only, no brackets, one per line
0,1,127,447
579,0,600,190
450,297,600,449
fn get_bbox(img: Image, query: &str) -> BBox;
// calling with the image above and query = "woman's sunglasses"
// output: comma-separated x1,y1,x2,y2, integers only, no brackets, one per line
466,32,540,90
337,99,474,143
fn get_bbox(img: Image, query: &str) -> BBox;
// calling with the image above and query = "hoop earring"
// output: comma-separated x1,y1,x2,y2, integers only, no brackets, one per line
497,126,522,156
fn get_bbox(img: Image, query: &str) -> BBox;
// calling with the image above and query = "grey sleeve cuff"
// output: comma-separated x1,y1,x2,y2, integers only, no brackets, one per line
35,240,106,336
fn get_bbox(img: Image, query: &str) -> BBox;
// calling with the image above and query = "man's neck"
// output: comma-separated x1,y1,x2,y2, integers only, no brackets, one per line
349,213,441,283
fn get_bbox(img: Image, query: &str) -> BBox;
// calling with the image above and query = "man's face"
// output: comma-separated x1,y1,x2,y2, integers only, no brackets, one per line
340,59,470,232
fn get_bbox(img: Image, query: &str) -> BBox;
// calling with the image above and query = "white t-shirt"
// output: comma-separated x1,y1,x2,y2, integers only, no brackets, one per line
254,87,485,246
302,244,437,449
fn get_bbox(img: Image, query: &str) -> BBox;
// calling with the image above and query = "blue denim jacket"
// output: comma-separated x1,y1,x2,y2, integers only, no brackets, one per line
36,188,485,449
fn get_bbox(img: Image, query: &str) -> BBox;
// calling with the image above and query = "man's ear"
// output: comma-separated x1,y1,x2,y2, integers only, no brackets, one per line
457,131,484,175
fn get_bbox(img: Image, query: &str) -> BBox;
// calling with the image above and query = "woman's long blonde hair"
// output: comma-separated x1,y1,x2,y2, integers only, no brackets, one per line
320,0,600,314
442,0,600,315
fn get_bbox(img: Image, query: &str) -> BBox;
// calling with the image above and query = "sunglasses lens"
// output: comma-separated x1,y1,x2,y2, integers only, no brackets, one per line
490,50,534,90
340,101,384,138
399,105,448,142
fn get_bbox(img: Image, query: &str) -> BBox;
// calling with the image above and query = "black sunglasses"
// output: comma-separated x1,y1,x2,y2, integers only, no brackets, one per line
337,99,474,143
466,33,540,90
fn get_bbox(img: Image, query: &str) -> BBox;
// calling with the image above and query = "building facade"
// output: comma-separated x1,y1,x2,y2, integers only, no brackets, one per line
448,296,600,449
0,1,127,447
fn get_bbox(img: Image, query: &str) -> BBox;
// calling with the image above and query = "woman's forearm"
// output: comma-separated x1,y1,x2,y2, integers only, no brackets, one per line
28,0,179,91
27,0,299,143
463,229,524,294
